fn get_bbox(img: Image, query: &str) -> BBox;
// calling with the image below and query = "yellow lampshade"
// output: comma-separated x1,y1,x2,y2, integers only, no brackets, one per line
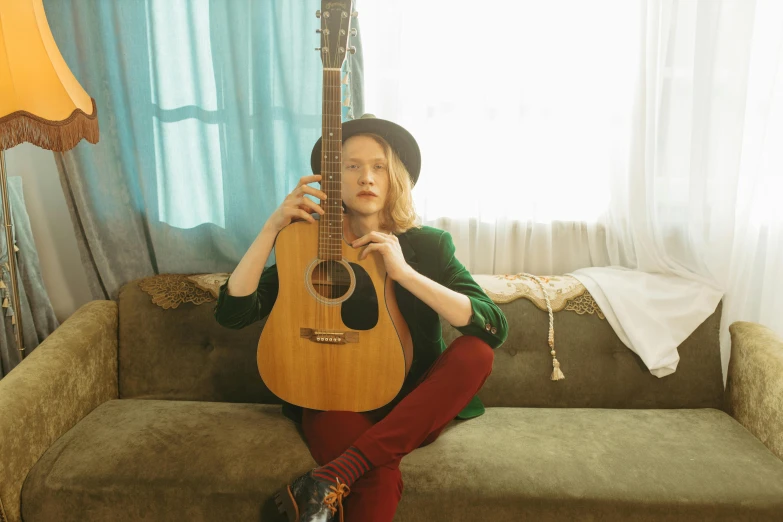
0,0,99,151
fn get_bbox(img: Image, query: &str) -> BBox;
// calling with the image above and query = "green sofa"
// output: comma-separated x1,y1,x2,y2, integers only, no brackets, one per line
1,275,782,521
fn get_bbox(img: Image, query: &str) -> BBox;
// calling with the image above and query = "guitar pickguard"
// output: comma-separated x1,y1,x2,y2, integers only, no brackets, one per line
341,262,379,330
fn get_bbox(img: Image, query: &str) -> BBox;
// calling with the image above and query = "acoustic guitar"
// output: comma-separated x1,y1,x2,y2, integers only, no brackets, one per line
256,0,413,412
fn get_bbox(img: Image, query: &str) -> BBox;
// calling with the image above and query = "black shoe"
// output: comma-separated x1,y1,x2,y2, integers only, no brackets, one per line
274,469,350,522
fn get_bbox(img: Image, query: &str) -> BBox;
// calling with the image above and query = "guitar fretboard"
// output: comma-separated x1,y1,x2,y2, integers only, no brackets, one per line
319,69,343,260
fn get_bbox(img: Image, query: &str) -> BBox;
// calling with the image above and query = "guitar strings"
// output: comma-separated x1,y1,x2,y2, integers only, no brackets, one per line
317,8,350,343
335,13,346,333
330,21,336,334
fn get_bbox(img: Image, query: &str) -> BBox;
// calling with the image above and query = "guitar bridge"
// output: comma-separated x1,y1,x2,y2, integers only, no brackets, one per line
300,328,359,344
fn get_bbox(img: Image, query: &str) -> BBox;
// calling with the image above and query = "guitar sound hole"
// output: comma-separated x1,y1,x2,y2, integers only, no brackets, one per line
311,261,352,299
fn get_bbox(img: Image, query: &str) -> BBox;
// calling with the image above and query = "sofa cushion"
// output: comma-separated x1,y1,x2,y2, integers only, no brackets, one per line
21,400,312,521
22,400,783,521
399,407,783,521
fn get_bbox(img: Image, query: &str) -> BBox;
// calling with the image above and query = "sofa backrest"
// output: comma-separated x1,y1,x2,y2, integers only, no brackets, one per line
118,276,725,410
443,297,724,410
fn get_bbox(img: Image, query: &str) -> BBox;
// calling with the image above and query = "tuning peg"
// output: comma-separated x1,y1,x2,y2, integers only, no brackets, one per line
351,11,358,18
351,28,357,37
316,10,321,18
316,28,329,35
348,47,356,55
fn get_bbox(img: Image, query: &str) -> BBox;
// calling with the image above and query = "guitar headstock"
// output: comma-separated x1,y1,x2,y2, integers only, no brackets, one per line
317,0,357,69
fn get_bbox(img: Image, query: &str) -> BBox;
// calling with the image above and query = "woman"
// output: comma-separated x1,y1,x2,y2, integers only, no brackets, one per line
214,115,508,522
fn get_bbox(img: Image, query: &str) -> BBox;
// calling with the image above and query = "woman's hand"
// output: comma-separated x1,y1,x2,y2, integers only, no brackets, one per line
266,175,327,233
352,232,413,282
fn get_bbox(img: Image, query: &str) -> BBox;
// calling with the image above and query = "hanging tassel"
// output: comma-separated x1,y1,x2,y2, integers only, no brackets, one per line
342,73,350,85
548,330,564,380
2,297,8,308
11,314,15,325
524,272,565,381
551,357,565,381
343,95,351,107
13,244,19,252
0,280,6,289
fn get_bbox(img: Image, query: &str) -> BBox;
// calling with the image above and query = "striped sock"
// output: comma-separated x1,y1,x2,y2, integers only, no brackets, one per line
312,446,373,488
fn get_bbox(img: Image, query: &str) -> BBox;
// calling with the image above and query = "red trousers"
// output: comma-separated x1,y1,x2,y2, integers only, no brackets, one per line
301,335,494,522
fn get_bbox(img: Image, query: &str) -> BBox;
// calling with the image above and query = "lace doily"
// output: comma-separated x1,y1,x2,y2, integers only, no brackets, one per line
473,274,604,319
187,273,230,298
137,273,229,309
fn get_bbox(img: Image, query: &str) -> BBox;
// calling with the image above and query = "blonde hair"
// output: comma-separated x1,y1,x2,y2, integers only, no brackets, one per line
349,133,420,234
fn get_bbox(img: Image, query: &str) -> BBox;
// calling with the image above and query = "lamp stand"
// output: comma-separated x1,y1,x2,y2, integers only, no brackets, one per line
0,150,25,359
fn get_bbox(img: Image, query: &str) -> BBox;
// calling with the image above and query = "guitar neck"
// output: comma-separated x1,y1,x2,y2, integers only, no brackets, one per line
316,0,355,260
319,68,343,260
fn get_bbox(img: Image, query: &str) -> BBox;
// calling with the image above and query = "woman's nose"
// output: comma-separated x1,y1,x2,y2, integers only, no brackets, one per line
358,168,374,185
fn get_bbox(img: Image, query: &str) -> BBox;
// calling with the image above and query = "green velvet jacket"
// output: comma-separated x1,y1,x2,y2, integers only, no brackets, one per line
213,225,508,424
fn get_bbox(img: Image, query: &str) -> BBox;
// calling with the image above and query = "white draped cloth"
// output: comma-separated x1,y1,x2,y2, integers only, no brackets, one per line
568,267,724,377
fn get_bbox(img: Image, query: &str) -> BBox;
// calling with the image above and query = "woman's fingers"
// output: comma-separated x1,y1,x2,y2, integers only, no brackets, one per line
279,175,328,227
352,231,393,247
299,184,328,201
298,174,322,186
359,242,382,260
292,209,317,224
288,175,326,201
297,197,325,215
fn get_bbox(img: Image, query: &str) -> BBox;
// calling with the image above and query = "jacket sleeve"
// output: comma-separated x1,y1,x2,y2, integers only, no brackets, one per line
213,264,279,329
437,231,509,349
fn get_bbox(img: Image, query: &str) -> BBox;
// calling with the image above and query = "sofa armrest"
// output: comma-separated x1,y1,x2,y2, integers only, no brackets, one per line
0,300,118,522
726,321,783,461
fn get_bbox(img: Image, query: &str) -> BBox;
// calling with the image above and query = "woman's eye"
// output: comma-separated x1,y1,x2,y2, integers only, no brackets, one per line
375,164,386,170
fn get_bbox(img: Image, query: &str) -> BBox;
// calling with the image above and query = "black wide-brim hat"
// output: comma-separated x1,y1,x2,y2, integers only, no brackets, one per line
310,114,421,186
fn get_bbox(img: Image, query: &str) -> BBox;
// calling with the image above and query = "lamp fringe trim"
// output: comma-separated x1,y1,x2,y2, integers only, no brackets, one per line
0,98,99,151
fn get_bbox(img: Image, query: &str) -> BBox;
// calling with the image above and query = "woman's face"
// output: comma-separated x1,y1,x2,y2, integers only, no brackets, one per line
341,135,389,217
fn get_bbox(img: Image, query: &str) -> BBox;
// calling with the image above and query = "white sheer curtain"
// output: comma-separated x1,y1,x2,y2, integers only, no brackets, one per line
358,0,783,379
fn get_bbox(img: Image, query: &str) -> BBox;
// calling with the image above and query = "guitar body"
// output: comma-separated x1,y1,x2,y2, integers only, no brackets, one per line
257,218,413,411
256,0,410,412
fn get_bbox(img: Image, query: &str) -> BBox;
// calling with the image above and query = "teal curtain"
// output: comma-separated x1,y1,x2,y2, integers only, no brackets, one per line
44,0,363,300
